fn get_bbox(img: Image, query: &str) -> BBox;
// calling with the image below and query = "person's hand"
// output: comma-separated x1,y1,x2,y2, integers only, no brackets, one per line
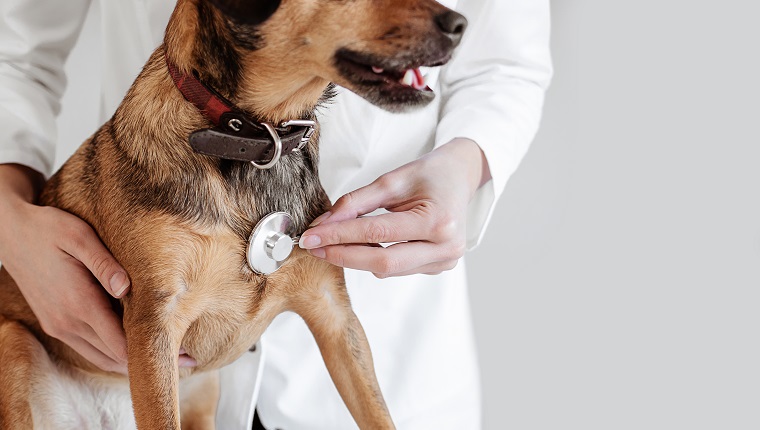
299,138,491,278
0,165,132,373
0,165,198,373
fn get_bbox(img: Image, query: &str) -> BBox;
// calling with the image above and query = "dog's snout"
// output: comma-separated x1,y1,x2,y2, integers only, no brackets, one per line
435,11,467,46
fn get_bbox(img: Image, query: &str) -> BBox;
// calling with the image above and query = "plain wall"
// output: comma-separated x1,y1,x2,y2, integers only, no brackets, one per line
57,1,760,429
467,1,760,429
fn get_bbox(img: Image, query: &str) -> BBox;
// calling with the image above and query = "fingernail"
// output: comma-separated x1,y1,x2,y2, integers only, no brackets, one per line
309,211,332,227
308,248,326,259
110,272,130,297
299,235,322,249
179,355,197,368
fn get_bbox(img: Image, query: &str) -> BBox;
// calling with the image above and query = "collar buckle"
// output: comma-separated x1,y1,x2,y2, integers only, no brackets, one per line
280,120,316,150
251,119,316,169
255,123,284,169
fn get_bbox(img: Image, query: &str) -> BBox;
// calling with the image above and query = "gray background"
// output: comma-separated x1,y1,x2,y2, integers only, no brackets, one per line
57,1,760,429
467,1,760,429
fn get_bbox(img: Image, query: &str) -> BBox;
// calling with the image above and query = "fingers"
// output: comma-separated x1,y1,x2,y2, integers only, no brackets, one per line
61,217,131,298
60,331,128,375
301,153,473,277
301,211,431,249
43,316,124,368
39,277,129,370
308,241,465,277
301,168,467,277
79,322,127,366
386,260,460,278
313,174,409,225
179,354,198,368
82,295,129,364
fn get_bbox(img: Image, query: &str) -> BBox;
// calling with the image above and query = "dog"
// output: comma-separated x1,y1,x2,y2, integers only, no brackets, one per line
0,0,466,428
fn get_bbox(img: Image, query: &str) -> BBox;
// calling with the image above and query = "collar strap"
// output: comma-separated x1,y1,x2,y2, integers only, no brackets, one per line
166,56,315,169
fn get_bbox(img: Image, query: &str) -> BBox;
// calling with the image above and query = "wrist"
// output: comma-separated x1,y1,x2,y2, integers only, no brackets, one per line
431,138,492,198
0,164,43,205
0,164,43,235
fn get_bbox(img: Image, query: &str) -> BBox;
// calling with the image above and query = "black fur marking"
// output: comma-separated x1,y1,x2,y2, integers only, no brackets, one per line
228,20,264,51
318,83,338,109
209,0,281,26
218,144,329,240
194,1,243,98
80,131,102,196
113,155,230,227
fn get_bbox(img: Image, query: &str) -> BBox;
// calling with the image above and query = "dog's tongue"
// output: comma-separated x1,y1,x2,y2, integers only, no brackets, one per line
412,68,425,89
400,68,428,91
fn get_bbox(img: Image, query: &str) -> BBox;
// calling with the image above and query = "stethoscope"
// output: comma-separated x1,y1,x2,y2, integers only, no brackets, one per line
246,212,300,275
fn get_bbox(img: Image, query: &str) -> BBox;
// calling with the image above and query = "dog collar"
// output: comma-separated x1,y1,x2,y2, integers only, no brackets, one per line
166,57,315,169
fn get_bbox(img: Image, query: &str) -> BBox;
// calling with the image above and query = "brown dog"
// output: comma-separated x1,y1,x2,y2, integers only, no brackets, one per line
0,0,466,428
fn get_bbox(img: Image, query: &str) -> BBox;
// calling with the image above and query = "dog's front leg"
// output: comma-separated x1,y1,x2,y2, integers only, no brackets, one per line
123,284,189,430
283,256,395,430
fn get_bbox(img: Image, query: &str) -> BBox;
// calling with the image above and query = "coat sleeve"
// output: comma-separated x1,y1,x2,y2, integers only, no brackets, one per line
435,0,553,248
0,0,92,176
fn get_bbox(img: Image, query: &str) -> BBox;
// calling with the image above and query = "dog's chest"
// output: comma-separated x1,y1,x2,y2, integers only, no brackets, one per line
177,156,326,237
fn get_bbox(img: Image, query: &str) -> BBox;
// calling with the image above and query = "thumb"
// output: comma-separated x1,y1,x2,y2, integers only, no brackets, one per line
65,222,131,298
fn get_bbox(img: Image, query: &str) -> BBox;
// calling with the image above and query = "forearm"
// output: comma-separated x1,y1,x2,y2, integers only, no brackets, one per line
0,1,93,178
436,0,551,196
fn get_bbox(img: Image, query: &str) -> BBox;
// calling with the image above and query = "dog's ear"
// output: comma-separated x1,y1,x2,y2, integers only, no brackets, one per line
209,0,282,25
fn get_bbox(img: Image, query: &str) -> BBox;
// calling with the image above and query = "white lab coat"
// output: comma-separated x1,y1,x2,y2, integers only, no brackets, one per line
0,1,551,429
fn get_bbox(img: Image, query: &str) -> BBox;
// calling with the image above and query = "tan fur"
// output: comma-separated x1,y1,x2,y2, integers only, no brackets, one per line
0,0,463,428
180,371,221,430
0,315,38,429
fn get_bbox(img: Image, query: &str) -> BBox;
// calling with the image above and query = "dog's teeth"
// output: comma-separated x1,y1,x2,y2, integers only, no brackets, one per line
400,69,415,87
372,66,384,74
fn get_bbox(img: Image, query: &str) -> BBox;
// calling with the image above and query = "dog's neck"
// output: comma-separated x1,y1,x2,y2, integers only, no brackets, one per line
106,0,336,235
111,0,334,179
109,46,329,236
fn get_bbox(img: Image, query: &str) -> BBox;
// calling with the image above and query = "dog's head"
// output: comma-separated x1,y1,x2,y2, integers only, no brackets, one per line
188,0,467,115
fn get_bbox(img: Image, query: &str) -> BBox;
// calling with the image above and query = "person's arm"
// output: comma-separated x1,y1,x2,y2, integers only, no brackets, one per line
1,0,91,174
298,0,552,277
0,1,133,372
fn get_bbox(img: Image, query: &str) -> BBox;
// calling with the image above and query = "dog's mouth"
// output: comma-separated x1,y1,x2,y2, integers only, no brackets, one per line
333,48,452,111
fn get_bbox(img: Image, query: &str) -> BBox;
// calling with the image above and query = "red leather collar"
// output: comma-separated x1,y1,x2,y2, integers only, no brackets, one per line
166,58,235,127
165,55,315,168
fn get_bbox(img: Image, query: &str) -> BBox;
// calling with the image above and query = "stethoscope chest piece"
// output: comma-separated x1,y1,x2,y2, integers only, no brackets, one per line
246,212,297,275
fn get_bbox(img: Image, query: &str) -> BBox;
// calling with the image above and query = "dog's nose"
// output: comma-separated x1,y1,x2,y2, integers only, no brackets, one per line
435,10,468,47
